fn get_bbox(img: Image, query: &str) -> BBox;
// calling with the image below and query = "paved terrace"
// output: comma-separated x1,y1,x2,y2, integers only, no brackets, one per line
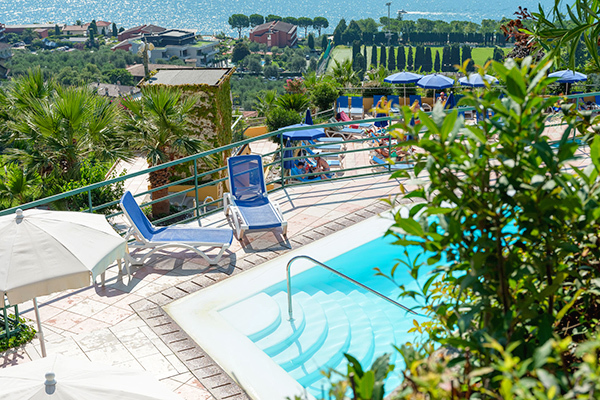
0,123,591,400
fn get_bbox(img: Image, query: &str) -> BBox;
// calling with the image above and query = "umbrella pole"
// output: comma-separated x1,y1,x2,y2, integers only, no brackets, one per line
404,85,406,106
33,298,47,357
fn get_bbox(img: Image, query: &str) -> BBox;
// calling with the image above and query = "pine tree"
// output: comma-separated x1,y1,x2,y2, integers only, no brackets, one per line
407,47,413,70
397,46,405,70
424,47,433,72
380,46,387,67
388,47,396,71
434,50,441,72
371,45,378,68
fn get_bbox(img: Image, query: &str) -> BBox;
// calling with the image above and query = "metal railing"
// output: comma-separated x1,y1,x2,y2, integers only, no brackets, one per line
285,255,418,320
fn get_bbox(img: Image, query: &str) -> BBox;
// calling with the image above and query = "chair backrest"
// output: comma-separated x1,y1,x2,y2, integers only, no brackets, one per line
120,191,155,240
227,155,267,202
388,95,400,107
337,96,349,109
595,95,600,105
409,95,421,106
444,93,455,109
351,96,363,107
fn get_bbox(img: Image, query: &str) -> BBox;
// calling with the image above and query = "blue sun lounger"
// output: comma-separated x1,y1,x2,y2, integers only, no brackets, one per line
371,156,414,171
120,191,233,269
224,155,287,239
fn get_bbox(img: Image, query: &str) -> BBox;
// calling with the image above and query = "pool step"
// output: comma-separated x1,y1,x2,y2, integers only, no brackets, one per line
274,287,349,371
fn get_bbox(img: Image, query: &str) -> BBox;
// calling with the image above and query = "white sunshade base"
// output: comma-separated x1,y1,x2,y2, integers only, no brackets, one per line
0,354,183,400
0,209,126,304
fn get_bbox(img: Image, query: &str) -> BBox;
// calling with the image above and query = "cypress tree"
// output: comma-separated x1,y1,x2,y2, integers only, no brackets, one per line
493,47,504,62
451,44,461,71
407,46,413,70
434,50,441,72
371,45,378,68
442,46,450,72
414,46,424,71
321,35,328,49
308,34,315,49
352,41,361,60
397,45,405,70
424,47,433,72
380,46,387,68
388,46,396,71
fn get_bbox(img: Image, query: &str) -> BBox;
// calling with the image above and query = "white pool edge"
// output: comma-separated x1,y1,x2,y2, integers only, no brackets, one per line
165,208,401,400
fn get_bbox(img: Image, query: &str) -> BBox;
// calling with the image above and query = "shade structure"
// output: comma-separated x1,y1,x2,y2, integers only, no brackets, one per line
384,71,423,107
278,123,326,141
548,69,587,83
303,108,313,125
416,73,455,90
459,73,499,87
0,208,126,357
0,209,126,305
384,71,423,84
0,354,183,400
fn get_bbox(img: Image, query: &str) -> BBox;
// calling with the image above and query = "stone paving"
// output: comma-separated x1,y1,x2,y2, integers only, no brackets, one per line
0,122,592,399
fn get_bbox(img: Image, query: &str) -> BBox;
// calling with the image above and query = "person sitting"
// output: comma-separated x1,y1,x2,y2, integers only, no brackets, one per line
438,92,447,104
312,156,330,179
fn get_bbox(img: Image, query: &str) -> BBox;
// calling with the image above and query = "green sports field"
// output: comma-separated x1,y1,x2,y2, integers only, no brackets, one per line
327,45,501,73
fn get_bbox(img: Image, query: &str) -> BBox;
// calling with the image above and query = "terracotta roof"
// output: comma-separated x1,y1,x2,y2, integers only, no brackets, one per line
63,25,88,32
96,21,112,27
251,20,297,35
120,25,145,35
141,24,167,33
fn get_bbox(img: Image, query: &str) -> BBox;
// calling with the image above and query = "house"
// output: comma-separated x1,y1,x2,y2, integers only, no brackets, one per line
63,25,88,36
117,24,166,41
111,40,132,52
249,21,298,48
34,28,49,38
4,24,57,34
126,63,191,82
128,30,219,67
0,42,12,60
95,21,112,35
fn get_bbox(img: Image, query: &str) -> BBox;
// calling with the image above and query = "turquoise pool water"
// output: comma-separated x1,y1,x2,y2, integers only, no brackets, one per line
219,233,434,398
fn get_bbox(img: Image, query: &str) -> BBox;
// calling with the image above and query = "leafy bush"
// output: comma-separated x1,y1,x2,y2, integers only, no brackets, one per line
266,107,301,132
309,81,340,111
0,316,37,353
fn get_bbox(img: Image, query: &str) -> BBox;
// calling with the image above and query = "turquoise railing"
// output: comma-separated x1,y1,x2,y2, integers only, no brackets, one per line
0,90,594,228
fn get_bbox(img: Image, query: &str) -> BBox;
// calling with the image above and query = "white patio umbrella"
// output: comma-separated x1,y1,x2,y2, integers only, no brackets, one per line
0,209,126,357
0,354,183,399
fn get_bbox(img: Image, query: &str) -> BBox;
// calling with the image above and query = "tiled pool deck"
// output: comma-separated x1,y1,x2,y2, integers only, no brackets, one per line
0,123,592,399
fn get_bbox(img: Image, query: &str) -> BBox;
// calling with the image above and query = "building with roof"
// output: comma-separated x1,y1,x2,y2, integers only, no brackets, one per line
117,24,166,41
249,21,298,48
34,28,49,38
4,24,57,34
128,30,219,67
126,63,191,82
88,82,141,99
63,25,88,36
141,68,235,193
95,21,112,35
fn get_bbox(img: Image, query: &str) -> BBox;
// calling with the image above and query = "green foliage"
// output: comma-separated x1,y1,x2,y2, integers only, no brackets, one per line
276,93,309,113
307,34,315,50
231,75,284,111
382,55,600,398
104,68,134,85
330,59,359,87
228,14,250,39
333,19,347,45
297,17,313,37
249,14,264,27
231,41,251,64
0,316,36,353
266,14,282,23
52,159,125,213
313,17,329,37
309,80,340,111
326,353,394,400
265,107,301,132
0,165,42,210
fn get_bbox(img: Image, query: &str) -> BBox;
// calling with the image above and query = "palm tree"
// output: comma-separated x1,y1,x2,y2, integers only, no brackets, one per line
0,165,42,210
5,84,129,182
254,90,278,117
276,93,310,113
330,59,359,88
121,86,208,217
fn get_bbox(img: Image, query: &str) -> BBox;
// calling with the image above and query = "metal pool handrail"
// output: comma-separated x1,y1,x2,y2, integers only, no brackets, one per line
286,255,417,320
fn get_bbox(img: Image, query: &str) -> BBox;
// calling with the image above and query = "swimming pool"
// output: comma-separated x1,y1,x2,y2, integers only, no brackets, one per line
166,209,432,399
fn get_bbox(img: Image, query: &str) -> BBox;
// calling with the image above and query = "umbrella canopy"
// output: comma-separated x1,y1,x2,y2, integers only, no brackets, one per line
548,69,587,83
278,123,326,141
0,209,126,305
303,108,313,125
416,73,455,90
384,71,423,84
459,73,499,87
0,354,183,400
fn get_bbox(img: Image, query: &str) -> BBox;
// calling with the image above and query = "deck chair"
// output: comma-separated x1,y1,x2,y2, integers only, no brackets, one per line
370,155,414,171
224,155,287,239
119,191,233,269
409,95,421,107
336,96,349,113
349,96,364,118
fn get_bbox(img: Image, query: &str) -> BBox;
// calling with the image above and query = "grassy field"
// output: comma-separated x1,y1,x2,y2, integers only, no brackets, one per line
327,45,500,73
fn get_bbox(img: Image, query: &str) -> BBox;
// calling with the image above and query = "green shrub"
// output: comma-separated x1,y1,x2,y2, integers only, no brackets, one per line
0,316,37,353
265,107,301,132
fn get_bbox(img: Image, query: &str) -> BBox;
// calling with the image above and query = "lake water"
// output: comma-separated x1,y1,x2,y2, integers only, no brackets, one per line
1,0,557,36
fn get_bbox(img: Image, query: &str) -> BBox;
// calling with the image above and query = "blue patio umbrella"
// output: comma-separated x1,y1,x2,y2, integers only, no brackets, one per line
548,69,587,95
384,71,423,106
548,69,587,83
458,73,499,87
283,139,294,170
278,123,326,141
416,73,455,102
303,108,313,125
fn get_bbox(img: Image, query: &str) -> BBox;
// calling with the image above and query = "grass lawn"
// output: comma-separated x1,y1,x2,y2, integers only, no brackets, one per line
328,45,503,73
